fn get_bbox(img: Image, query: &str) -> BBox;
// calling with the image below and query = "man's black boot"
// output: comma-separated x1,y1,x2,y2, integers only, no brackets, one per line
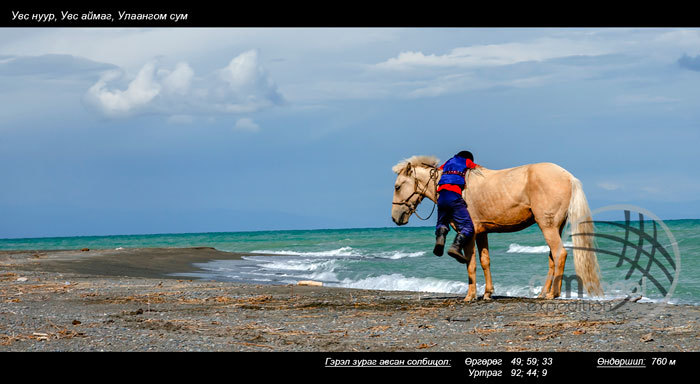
433,226,449,256
447,232,469,263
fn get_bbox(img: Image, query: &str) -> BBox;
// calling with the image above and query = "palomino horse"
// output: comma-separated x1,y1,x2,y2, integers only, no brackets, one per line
391,155,603,301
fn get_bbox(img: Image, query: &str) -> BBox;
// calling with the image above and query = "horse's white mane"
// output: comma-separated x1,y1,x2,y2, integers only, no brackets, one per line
392,155,440,174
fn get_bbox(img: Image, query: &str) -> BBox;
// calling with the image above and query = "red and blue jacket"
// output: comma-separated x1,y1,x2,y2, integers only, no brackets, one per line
437,156,479,195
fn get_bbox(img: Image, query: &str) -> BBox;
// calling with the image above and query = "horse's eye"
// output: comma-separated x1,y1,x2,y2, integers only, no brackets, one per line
395,185,400,191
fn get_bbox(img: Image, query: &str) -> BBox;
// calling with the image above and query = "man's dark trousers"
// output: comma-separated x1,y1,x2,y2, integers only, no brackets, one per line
435,190,474,237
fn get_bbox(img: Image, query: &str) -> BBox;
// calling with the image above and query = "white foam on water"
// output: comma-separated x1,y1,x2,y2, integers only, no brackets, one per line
329,276,612,299
507,241,574,254
299,270,340,282
333,273,468,294
253,258,340,283
496,284,537,298
251,247,426,261
375,250,426,260
251,246,361,257
259,259,337,272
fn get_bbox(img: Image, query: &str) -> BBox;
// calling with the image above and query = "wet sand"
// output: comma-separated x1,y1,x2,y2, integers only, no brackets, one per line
0,247,244,279
0,248,698,351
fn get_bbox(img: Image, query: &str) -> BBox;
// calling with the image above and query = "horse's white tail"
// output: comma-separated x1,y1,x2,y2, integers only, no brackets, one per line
567,177,604,296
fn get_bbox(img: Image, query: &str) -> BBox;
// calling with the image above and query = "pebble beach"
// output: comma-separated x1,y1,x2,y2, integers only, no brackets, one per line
1,248,698,352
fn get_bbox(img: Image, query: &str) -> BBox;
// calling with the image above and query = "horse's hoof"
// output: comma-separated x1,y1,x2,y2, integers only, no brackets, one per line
544,293,558,300
464,295,477,302
482,293,493,301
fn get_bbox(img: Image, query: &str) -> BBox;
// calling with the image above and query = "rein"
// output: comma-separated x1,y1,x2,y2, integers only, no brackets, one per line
392,164,440,221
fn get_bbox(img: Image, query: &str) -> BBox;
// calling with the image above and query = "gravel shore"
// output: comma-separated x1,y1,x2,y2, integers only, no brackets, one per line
1,248,698,352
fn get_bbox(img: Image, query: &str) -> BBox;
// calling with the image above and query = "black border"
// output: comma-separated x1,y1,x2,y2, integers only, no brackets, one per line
4,351,696,381
1,4,697,379
1,4,697,27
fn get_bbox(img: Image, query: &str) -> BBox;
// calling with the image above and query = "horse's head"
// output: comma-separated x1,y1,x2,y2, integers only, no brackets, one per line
391,155,440,226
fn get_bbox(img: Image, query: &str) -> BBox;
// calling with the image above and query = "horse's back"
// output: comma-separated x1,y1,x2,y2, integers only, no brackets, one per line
525,162,573,193
528,162,571,177
467,162,573,233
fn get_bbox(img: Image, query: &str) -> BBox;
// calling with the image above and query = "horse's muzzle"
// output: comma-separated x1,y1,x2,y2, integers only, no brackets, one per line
392,210,409,226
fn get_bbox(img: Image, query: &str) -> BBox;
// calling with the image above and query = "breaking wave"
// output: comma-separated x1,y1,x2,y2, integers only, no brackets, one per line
507,242,574,254
251,246,360,257
251,247,425,260
333,273,466,294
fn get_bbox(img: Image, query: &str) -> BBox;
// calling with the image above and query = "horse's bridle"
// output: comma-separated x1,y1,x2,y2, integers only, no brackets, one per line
392,164,440,221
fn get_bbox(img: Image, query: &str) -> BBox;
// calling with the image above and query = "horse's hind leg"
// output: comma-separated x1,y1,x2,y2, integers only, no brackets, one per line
540,226,568,299
538,252,555,299
476,233,494,300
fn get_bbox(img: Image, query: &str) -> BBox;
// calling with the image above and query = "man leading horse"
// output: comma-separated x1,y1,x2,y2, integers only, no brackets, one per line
391,154,603,301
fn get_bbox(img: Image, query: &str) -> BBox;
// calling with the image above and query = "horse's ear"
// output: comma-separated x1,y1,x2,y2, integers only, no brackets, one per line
404,162,412,172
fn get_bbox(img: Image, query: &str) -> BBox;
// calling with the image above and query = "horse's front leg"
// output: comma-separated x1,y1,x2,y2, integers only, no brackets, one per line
463,235,478,302
476,233,494,300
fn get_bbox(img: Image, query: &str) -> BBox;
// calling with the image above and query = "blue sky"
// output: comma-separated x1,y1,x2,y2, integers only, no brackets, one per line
1,28,699,238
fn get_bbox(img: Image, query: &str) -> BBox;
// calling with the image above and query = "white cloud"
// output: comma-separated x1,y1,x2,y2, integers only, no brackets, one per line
0,28,401,74
221,50,264,90
375,37,611,70
354,36,627,100
233,117,259,132
403,72,561,99
7,29,700,115
85,62,161,117
653,29,700,50
83,50,284,119
160,62,194,95
215,50,284,110
0,54,117,77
